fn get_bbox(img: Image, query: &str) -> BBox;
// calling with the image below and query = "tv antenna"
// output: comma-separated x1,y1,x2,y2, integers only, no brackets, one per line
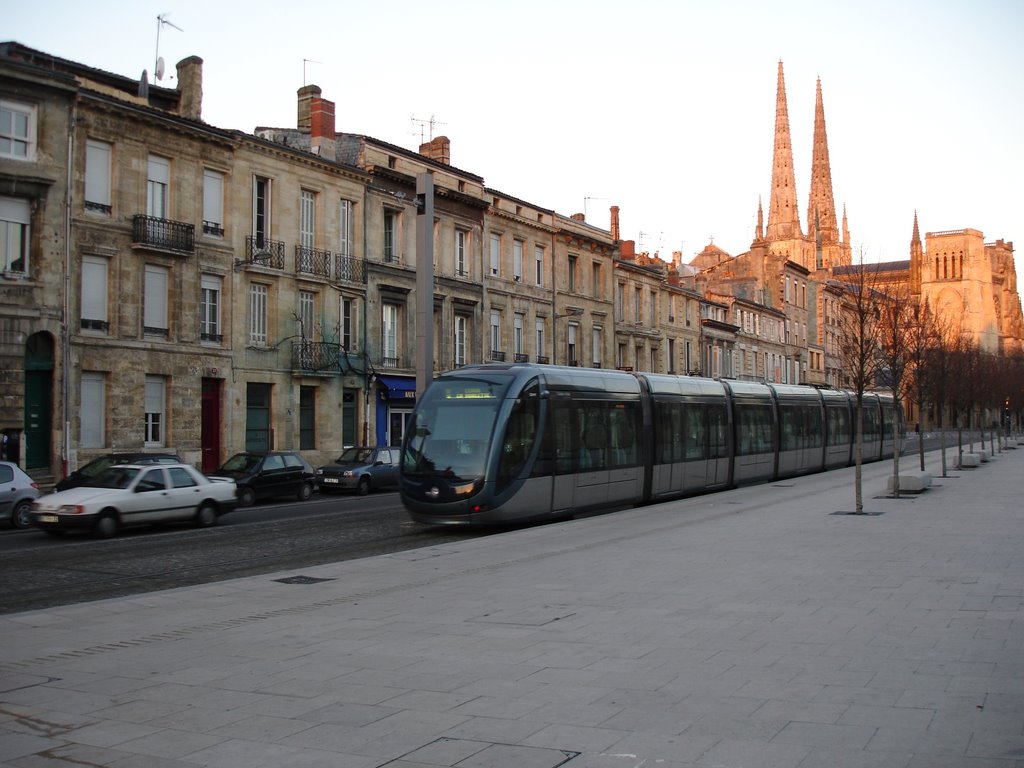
638,230,664,254
154,13,183,81
303,58,323,85
583,196,608,218
411,114,445,143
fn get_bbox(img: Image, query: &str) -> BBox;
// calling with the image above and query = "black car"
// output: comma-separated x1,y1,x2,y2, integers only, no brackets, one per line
55,452,182,492
210,451,315,507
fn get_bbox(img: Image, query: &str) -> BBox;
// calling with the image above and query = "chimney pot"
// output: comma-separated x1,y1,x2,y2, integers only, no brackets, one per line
175,56,203,121
297,84,321,131
418,135,451,165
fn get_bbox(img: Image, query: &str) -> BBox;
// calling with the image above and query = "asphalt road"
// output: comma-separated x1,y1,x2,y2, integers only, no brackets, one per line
0,492,488,616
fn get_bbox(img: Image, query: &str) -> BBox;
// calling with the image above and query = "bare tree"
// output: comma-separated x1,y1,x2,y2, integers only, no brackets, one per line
904,297,940,471
835,255,886,514
876,282,914,497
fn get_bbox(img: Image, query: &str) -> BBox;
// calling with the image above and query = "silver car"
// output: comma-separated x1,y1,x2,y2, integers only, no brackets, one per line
0,461,41,529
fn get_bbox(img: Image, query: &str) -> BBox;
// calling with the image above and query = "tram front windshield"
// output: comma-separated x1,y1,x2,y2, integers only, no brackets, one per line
402,374,513,481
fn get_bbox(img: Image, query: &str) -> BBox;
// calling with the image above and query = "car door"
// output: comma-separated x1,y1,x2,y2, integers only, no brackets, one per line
164,466,203,522
0,464,14,519
259,454,286,499
124,467,173,525
375,449,399,489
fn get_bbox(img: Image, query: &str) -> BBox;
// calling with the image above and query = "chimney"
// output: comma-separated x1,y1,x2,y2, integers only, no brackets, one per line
419,135,450,165
297,84,321,131
310,96,336,161
175,56,203,121
571,213,585,222
621,240,636,258
610,205,620,241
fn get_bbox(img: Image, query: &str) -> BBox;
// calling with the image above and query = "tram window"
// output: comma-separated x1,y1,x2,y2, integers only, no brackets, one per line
708,404,729,458
655,401,682,464
685,405,705,460
576,402,608,471
781,407,799,451
827,406,850,445
548,399,575,476
609,402,639,467
736,403,773,455
861,406,879,441
497,385,539,489
806,406,823,448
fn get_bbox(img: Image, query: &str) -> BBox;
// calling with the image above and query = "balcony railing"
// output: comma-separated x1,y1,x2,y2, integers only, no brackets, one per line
335,253,366,283
241,236,285,269
132,215,194,254
291,340,345,374
295,245,331,278
536,355,550,364
514,353,529,363
490,350,506,362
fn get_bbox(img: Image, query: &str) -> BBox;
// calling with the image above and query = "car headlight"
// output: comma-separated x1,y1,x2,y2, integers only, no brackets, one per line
59,504,87,514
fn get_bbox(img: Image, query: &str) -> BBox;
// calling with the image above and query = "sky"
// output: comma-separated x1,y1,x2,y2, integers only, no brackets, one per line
8,0,1024,275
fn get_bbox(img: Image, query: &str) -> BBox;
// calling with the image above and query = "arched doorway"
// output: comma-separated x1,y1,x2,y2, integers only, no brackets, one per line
24,332,54,470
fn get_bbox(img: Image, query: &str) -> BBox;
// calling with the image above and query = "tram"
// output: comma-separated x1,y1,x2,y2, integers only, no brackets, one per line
399,363,902,525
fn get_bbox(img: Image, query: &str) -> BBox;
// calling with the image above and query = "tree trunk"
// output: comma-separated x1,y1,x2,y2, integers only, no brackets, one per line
855,399,864,514
891,399,901,499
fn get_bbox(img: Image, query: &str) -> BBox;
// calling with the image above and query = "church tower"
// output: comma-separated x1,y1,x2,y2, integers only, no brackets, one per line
766,61,802,243
806,77,850,269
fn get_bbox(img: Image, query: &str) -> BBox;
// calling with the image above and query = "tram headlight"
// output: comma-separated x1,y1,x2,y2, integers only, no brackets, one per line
452,481,476,497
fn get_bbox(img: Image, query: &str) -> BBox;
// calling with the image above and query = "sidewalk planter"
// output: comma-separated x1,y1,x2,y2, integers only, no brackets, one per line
887,472,932,493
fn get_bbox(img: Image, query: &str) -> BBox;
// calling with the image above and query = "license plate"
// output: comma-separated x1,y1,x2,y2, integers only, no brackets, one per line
322,478,338,483
39,514,59,523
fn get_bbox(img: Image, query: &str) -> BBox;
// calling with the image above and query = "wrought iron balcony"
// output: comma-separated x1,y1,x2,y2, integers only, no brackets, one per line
239,236,285,269
536,355,550,364
335,253,366,283
514,353,529,363
132,215,194,254
296,245,331,278
291,340,343,374
491,350,506,362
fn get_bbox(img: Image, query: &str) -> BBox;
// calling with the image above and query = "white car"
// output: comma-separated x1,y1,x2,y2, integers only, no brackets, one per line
30,463,239,538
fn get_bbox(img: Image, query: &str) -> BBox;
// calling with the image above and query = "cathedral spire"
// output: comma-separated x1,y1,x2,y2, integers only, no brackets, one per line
755,196,764,242
807,76,838,247
910,210,923,295
765,60,802,241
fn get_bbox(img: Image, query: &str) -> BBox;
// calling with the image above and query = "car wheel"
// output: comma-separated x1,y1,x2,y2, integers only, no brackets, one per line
93,512,118,539
297,482,313,502
194,503,217,528
12,500,33,529
238,487,256,507
356,477,371,496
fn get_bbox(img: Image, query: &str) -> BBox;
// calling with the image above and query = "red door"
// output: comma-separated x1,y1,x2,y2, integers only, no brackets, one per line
201,378,222,473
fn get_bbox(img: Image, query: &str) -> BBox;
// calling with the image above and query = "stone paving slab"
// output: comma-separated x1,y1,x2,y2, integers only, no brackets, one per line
2,447,1023,767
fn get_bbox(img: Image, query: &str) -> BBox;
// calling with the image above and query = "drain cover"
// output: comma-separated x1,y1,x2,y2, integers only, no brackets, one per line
273,575,335,584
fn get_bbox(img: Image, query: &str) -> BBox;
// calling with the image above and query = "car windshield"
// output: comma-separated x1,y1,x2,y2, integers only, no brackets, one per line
80,456,120,478
402,373,511,481
337,448,373,464
220,453,262,472
87,466,141,489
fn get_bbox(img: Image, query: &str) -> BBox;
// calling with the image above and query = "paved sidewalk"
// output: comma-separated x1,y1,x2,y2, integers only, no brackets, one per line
2,445,1023,767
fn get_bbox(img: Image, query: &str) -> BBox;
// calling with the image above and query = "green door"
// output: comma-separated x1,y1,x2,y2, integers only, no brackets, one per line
24,370,52,469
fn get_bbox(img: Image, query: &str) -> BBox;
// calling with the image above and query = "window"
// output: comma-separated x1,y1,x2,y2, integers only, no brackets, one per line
200,274,221,342
514,313,524,356
85,139,112,213
81,256,108,331
249,283,268,345
339,199,354,257
513,239,523,281
650,290,657,325
202,169,224,236
616,282,625,317
80,372,106,448
535,245,544,286
382,303,399,364
592,262,601,296
341,297,356,350
489,233,500,275
568,254,577,292
592,327,602,366
253,176,271,246
454,315,467,366
634,286,642,323
143,264,168,338
384,210,398,262
298,290,315,339
1,197,30,275
535,319,545,361
144,375,166,447
169,466,197,489
0,99,35,160
567,323,578,365
300,189,315,248
490,310,501,353
455,230,467,276
147,155,170,219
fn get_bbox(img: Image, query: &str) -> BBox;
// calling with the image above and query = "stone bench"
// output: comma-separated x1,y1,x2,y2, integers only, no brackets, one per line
887,472,932,493
959,453,981,468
